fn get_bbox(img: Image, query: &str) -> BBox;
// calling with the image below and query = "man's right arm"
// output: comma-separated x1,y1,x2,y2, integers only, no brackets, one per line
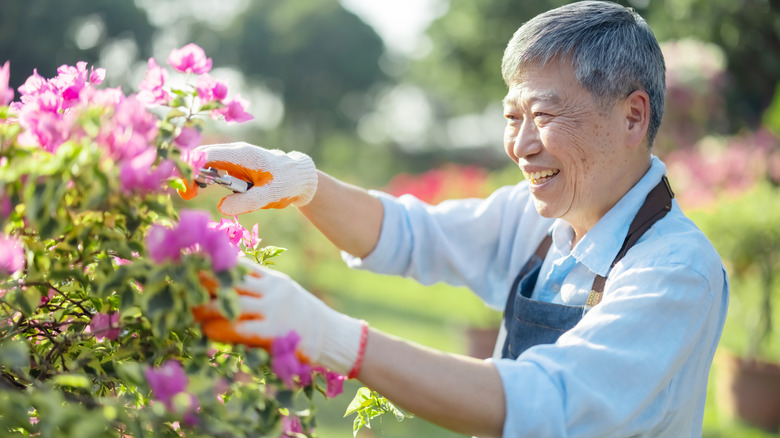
298,170,384,259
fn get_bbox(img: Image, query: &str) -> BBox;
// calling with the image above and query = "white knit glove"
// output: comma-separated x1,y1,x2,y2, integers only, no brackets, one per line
194,259,368,377
181,142,318,216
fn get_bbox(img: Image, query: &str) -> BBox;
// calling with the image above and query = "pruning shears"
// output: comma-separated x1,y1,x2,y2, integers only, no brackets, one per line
195,168,254,193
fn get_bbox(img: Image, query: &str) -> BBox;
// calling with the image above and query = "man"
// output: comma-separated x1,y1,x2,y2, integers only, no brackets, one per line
185,2,728,436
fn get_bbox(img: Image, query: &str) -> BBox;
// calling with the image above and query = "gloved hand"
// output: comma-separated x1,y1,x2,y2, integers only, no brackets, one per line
179,142,318,216
194,259,368,377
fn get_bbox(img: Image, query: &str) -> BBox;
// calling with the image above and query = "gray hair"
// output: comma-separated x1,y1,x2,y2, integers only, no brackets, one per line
502,1,666,147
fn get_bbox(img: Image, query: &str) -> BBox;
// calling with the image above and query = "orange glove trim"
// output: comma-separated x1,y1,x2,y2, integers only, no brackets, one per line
206,160,274,188
177,178,200,200
198,272,219,297
202,319,273,349
261,196,299,210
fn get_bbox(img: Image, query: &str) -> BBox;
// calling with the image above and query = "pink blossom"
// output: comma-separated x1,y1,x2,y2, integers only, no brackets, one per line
195,74,227,103
119,149,175,194
17,69,50,102
146,224,182,264
180,148,207,173
88,312,121,341
281,415,305,437
0,234,25,276
1,189,12,219
243,223,261,249
323,370,345,398
174,126,201,150
167,43,212,74
145,210,239,272
16,91,70,152
100,96,158,161
271,331,312,389
214,94,253,124
210,217,245,246
0,61,13,106
144,360,189,410
200,229,240,272
137,58,171,106
175,209,212,248
89,66,106,85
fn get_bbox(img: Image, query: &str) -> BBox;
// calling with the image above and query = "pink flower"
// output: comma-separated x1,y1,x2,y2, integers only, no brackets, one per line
144,360,190,411
323,370,345,398
119,149,175,194
137,58,171,106
195,74,228,103
243,223,261,249
271,331,312,389
180,148,207,173
214,94,253,124
167,43,212,74
100,96,158,161
174,126,201,150
146,224,182,264
281,415,305,437
0,61,13,106
200,230,240,272
0,234,25,277
17,69,51,102
88,312,121,341
175,209,212,248
16,91,70,152
210,217,245,246
145,210,239,272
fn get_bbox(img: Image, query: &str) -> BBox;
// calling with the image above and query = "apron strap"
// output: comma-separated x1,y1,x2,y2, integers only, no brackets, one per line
587,176,675,308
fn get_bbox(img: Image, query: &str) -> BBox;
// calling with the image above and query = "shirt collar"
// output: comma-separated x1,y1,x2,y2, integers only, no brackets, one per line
551,156,668,276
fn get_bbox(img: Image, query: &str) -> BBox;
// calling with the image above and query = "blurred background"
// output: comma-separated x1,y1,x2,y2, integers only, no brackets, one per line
2,0,780,436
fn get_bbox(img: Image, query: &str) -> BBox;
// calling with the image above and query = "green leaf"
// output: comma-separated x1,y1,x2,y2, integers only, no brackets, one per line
0,339,29,369
51,373,91,389
168,178,187,191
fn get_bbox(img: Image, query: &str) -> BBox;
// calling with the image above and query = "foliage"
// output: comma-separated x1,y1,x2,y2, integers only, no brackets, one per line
690,182,780,359
343,387,412,437
0,46,342,437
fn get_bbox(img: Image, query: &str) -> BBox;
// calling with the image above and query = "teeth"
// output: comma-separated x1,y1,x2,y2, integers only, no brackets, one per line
524,169,559,183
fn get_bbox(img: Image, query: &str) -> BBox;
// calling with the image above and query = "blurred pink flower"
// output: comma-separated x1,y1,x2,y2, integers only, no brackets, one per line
119,149,175,194
281,415,305,437
137,58,171,106
144,360,191,411
180,148,208,174
0,61,13,106
195,74,227,103
214,94,253,124
272,331,312,389
176,209,212,248
16,91,70,152
146,224,182,264
200,229,240,272
146,210,239,272
88,312,121,341
168,43,212,75
0,234,24,276
174,126,202,150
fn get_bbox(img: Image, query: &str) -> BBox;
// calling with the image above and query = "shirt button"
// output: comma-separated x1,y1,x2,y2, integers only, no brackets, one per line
552,283,561,292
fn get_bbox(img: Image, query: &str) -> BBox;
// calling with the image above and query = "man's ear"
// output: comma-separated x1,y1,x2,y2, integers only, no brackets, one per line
624,89,650,148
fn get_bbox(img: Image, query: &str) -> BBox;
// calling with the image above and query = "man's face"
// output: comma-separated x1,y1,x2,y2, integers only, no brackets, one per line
502,61,636,236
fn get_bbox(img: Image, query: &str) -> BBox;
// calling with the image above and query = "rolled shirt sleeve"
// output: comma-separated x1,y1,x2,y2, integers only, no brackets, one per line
343,184,554,309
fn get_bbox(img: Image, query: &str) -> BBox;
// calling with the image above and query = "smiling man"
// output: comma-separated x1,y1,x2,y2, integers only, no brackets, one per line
184,2,729,437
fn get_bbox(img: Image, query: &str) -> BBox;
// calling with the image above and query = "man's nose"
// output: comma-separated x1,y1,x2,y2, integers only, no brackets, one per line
512,120,541,158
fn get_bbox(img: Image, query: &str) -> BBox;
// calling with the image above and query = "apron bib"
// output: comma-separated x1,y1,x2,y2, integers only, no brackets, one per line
501,176,674,360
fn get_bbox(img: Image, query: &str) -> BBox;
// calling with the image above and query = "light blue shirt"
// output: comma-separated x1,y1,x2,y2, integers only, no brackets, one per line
343,157,729,437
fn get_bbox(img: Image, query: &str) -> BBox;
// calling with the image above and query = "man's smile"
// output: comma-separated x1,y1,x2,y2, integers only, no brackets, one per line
523,168,560,185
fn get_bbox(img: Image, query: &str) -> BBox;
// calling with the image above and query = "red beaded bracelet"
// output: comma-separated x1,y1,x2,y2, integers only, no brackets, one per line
348,322,369,379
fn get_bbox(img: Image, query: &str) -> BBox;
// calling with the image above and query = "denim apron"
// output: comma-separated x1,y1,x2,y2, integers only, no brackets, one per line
501,177,674,360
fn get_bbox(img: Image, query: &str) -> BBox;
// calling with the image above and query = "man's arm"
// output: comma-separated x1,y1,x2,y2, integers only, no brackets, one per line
298,170,384,259
358,328,506,438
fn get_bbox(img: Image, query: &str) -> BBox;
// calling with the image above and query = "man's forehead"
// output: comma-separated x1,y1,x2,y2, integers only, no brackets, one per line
502,88,562,107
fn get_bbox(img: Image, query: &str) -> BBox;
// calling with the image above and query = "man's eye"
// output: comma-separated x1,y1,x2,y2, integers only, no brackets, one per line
504,114,519,121
533,112,551,118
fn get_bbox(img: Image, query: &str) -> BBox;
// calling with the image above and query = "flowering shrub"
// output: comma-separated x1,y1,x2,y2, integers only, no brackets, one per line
384,164,491,204
0,45,340,437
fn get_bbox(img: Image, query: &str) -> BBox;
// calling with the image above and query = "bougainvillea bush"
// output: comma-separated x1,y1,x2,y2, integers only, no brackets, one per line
0,44,344,437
